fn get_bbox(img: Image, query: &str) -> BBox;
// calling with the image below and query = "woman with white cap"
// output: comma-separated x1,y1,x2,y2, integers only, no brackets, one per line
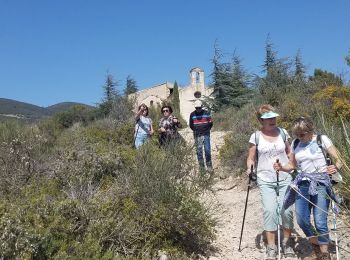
246,104,295,259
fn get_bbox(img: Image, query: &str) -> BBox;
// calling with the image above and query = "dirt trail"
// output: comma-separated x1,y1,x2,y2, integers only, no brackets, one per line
179,129,350,260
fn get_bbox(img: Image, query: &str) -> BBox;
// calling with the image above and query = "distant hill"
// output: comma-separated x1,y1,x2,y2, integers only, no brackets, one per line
0,98,94,121
46,102,94,114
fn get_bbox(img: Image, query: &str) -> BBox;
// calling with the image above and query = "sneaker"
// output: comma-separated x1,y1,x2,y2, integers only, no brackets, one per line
207,166,214,174
282,240,295,257
318,252,331,260
303,248,318,260
266,245,277,260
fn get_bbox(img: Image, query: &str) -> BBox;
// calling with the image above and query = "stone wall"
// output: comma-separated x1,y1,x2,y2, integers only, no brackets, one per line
129,68,213,124
129,82,174,108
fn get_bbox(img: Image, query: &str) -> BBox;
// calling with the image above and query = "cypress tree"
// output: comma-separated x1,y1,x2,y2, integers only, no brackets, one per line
172,81,180,114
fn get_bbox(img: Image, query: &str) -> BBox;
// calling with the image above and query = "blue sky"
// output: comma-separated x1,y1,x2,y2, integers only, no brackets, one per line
1,0,349,107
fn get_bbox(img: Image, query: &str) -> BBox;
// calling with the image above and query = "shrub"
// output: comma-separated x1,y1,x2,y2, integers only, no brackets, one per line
313,85,350,120
54,105,97,128
218,104,258,170
0,119,216,259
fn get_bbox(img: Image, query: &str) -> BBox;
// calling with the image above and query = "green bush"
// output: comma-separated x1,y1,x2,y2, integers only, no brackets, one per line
0,119,216,259
217,104,259,170
54,105,97,128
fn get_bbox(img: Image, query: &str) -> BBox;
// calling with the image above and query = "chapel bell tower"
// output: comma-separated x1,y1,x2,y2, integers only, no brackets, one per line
190,67,205,98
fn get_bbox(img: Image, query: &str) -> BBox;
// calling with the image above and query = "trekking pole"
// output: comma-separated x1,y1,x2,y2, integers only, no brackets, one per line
275,159,281,260
238,164,256,251
331,201,339,260
326,158,339,260
133,121,140,148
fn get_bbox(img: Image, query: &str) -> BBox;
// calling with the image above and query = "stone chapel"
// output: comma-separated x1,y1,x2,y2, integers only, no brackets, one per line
129,67,212,123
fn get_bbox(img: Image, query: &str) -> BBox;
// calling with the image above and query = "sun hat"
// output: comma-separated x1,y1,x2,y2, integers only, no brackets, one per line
260,111,279,119
194,100,203,108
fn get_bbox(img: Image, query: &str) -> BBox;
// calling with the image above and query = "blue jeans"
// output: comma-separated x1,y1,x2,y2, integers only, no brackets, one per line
135,134,149,149
257,176,294,231
295,181,330,245
195,134,212,169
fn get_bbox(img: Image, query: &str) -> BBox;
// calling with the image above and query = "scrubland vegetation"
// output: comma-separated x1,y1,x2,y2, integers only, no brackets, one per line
214,40,350,220
0,74,214,258
0,107,215,259
1,40,350,259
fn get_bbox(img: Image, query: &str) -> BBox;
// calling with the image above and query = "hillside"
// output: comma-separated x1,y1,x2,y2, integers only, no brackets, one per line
46,102,94,114
0,98,93,120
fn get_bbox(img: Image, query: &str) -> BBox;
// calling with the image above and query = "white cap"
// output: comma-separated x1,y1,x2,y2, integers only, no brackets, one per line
194,100,202,108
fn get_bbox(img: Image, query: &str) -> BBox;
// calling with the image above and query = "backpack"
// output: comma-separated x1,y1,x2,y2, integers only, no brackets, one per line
254,127,287,168
292,134,342,183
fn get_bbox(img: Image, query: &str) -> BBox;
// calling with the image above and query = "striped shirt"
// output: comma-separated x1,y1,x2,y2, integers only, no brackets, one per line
189,110,213,136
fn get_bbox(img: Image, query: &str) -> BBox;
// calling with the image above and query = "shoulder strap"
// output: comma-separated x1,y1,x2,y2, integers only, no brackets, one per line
293,138,300,150
317,134,330,164
255,131,260,170
278,127,287,142
255,131,260,147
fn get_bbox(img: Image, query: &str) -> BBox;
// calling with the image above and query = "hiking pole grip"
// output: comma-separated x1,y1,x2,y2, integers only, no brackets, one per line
249,165,256,181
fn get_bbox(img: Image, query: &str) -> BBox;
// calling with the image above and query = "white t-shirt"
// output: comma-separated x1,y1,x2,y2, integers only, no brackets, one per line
135,116,152,136
292,135,332,174
249,129,290,182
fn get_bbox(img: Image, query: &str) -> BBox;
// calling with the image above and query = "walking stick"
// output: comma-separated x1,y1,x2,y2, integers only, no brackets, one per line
276,159,281,260
331,201,339,260
326,158,339,260
238,164,256,251
133,119,140,148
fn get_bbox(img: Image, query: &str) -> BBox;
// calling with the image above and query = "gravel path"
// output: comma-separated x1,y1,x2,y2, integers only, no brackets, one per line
179,129,350,260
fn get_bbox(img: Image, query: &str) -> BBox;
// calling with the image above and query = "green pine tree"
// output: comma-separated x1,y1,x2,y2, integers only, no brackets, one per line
228,54,251,108
294,49,306,79
124,75,138,96
309,69,343,88
100,73,118,115
210,42,232,110
345,49,350,67
258,36,293,105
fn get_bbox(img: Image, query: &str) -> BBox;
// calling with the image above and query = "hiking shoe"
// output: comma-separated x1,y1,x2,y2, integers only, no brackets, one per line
207,166,214,174
302,249,317,260
265,245,277,260
282,240,295,257
318,252,331,260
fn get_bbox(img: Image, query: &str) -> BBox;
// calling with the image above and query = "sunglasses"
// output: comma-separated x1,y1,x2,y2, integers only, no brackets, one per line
162,109,170,113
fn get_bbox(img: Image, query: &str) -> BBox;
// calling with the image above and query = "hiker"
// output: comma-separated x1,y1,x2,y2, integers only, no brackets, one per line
134,103,153,149
158,105,182,146
246,104,294,259
273,117,342,260
189,100,213,172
